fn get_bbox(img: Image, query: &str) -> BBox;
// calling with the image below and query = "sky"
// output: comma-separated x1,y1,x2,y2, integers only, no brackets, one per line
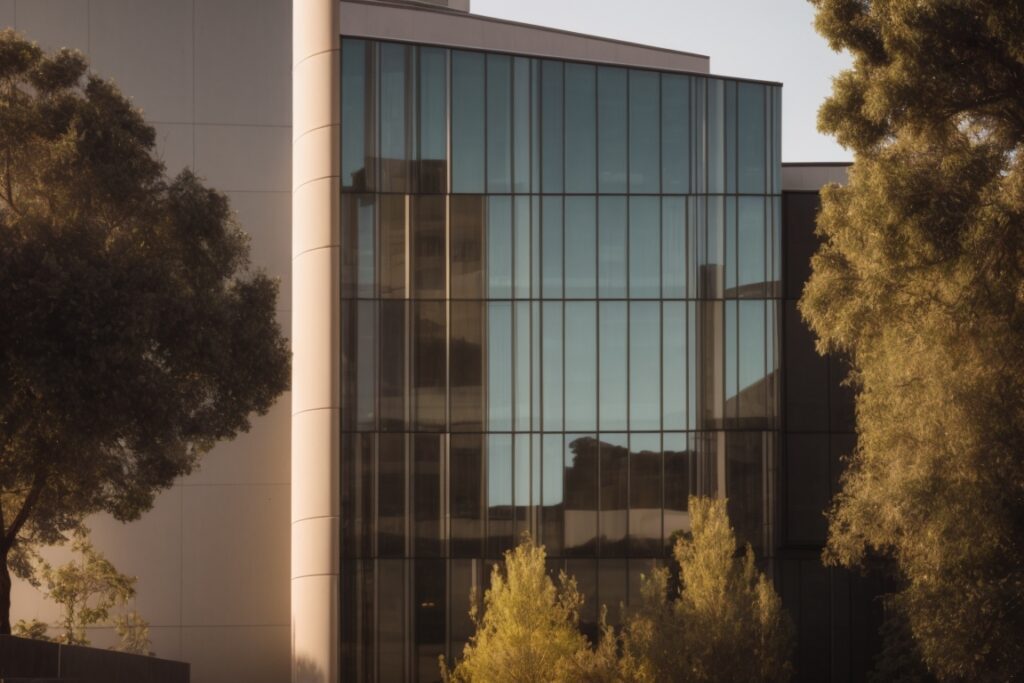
471,0,853,163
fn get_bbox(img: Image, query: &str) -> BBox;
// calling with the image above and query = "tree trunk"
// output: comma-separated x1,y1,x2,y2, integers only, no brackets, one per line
1,546,12,634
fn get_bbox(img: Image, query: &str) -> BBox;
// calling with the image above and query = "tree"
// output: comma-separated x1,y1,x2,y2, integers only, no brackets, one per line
621,497,793,682
440,535,615,683
0,30,290,633
801,1,1024,679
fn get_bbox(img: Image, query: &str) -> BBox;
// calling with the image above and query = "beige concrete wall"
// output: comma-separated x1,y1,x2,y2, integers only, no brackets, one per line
2,2,293,682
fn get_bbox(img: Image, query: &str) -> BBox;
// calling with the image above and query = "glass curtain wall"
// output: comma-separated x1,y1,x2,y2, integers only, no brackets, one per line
339,37,782,682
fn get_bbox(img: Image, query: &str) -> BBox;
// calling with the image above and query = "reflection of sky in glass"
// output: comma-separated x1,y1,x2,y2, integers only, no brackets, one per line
488,435,512,507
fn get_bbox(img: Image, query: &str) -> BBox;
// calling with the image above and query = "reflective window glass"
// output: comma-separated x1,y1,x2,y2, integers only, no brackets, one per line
451,435,484,556
513,57,531,193
707,79,725,193
597,67,627,193
599,301,627,431
341,194,375,298
542,434,564,554
514,302,531,431
487,302,513,432
663,432,689,551
739,300,767,421
541,60,563,193
341,39,375,191
598,197,627,298
412,196,445,299
413,301,446,431
725,81,737,194
565,63,596,193
487,196,513,299
414,435,443,557
542,197,563,298
662,74,689,193
379,42,410,193
565,197,596,298
629,433,662,556
379,195,406,298
514,197,531,298
378,560,406,679
487,434,514,556
450,301,483,432
542,302,563,431
565,302,597,430
487,54,512,193
451,51,485,193
515,436,531,534
629,197,660,298
738,196,766,295
738,82,767,194
629,69,660,193
356,301,377,430
565,435,598,556
380,300,407,431
630,302,661,430
417,46,447,193
661,196,685,299
414,559,445,682
378,434,406,556
726,432,764,551
599,434,629,557
451,195,484,299
662,302,687,430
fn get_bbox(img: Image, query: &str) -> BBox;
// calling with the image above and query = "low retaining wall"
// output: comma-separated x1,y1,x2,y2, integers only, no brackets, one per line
0,635,189,683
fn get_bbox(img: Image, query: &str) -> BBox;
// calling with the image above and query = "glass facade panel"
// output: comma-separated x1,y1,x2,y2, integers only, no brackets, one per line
629,69,659,193
451,51,485,193
339,38,782,674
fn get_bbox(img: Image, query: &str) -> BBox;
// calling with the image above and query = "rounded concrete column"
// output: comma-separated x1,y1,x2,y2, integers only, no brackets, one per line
291,0,340,681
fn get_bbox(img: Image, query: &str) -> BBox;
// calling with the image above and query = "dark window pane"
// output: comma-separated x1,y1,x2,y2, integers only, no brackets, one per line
378,560,406,680
599,434,628,557
661,196,685,299
738,82,767,194
598,196,627,297
629,69,659,193
412,196,446,299
487,302,512,431
663,432,690,553
629,433,662,556
727,432,765,552
598,559,627,627
663,302,687,431
565,197,596,298
513,57,531,193
707,79,725,193
630,301,661,430
565,302,597,431
488,434,514,557
379,42,410,193
451,435,485,556
341,194,375,298
414,559,445,682
784,433,830,545
738,196,766,295
567,559,598,638
541,60,563,193
514,197,531,298
598,66,627,193
542,302,563,431
353,301,377,431
413,301,446,431
450,301,483,432
378,435,406,556
542,434,564,554
698,300,725,430
341,39,375,191
542,196,563,298
487,54,512,193
739,300,767,424
451,51,485,193
380,300,407,431
449,559,481,658
662,74,689,194
379,195,406,299
487,196,513,298
515,435,531,536
629,197,660,298
565,434,598,556
599,301,627,431
417,46,447,193
451,195,485,299
565,63,596,193
341,433,375,558
414,435,442,557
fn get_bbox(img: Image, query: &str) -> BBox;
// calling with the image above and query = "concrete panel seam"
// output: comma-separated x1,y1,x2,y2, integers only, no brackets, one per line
292,121,337,144
293,46,340,70
290,406,342,419
291,514,340,526
291,243,342,261
292,174,341,194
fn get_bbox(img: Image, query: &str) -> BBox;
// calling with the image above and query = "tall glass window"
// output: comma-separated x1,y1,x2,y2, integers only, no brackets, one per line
487,55,513,193
451,51,485,193
597,67,627,193
565,64,596,193
629,69,660,193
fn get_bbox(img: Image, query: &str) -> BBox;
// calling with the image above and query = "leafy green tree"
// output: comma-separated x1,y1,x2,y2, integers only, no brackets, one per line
801,1,1024,678
0,30,289,633
113,609,151,655
441,535,616,683
621,497,793,683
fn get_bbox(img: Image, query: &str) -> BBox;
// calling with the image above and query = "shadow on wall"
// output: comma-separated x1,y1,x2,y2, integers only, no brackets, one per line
294,655,325,683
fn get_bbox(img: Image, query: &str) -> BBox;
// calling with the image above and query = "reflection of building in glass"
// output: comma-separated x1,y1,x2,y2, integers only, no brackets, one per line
336,27,781,681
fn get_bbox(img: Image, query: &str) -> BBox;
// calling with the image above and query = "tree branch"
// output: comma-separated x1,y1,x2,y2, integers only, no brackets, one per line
1,470,46,552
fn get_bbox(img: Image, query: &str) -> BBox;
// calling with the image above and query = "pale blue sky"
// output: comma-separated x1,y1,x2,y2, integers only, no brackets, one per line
472,0,852,162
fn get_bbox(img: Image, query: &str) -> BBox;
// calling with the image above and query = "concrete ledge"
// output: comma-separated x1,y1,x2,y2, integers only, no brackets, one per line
0,635,189,683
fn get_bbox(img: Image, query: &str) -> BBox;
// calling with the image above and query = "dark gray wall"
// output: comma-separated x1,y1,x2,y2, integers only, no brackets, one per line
0,636,189,683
